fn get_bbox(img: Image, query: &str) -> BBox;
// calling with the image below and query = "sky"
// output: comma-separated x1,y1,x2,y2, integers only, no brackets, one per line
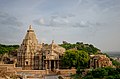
0,0,120,52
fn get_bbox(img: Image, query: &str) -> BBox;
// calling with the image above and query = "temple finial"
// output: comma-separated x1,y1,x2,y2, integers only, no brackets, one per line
27,25,34,32
29,25,32,30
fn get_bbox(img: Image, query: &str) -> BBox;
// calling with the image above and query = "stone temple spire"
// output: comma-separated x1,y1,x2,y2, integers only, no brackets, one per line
24,25,37,42
17,25,40,70
20,25,39,53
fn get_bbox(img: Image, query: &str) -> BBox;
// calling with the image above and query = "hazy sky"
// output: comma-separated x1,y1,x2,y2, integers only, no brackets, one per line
0,0,120,52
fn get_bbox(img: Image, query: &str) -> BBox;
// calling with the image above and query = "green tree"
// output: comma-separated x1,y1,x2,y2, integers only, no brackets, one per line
60,42,100,55
0,44,19,54
61,50,90,69
83,67,120,79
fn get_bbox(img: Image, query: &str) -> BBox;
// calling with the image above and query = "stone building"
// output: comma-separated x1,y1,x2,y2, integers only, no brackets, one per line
42,40,65,71
17,25,65,70
90,54,113,69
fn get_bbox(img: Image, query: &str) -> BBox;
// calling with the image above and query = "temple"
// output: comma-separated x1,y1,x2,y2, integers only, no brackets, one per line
17,25,65,70
0,25,113,78
90,54,113,69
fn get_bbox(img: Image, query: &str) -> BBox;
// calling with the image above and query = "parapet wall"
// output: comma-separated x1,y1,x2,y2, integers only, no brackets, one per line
0,64,76,78
17,70,46,75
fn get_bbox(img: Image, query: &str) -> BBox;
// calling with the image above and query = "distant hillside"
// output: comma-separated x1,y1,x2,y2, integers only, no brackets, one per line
0,44,19,64
0,44,19,54
60,41,100,55
108,52,120,57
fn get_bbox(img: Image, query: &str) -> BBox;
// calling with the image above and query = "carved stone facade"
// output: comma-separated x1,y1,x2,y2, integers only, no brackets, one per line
42,40,65,71
17,25,65,70
90,54,113,69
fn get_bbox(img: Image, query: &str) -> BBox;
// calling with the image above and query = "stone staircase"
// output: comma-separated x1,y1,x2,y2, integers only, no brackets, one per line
49,70,57,75
44,75,58,79
44,70,58,79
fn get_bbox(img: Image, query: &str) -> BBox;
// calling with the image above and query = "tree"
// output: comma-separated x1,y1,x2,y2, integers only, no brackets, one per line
0,44,19,64
61,50,90,69
60,42,100,55
0,44,19,54
83,67,120,79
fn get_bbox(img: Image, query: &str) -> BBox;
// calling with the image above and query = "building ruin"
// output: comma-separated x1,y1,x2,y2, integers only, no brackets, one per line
90,54,113,69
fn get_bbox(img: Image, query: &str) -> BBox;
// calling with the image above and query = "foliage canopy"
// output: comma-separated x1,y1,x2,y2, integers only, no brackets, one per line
61,50,90,69
60,42,100,55
0,44,19,54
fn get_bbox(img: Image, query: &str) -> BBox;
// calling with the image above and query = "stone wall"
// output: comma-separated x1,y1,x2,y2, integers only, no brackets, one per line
0,64,17,79
0,64,16,73
56,69,76,75
0,64,76,75
0,64,76,78
17,70,46,75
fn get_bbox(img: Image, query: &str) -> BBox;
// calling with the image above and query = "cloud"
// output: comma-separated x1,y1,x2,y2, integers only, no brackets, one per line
0,11,23,28
0,11,24,44
34,18,45,25
33,14,101,28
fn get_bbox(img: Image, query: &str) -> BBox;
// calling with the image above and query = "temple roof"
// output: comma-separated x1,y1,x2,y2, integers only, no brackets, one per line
24,25,38,44
42,41,65,56
18,25,39,54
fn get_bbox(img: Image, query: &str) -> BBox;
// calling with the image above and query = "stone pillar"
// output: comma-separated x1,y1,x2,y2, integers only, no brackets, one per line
95,59,97,69
57,60,59,69
90,59,93,68
49,60,51,70
45,60,47,70
47,61,49,69
54,61,56,69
